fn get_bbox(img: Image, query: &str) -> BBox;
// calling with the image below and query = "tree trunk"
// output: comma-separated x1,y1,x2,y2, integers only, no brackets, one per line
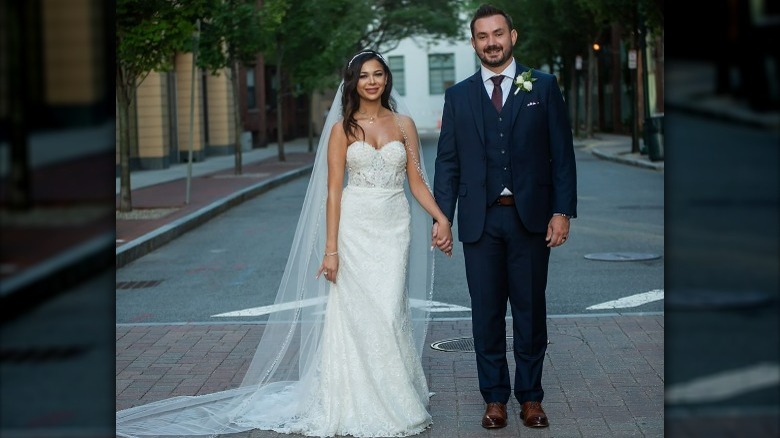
117,67,133,212
8,0,31,210
570,56,580,139
586,45,595,139
231,61,243,174
307,92,315,152
611,23,623,133
275,41,285,161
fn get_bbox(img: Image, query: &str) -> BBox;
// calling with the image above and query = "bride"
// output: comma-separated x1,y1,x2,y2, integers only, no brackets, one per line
116,50,453,437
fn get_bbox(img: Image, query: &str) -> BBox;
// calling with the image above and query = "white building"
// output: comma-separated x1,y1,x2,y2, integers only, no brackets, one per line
383,36,477,135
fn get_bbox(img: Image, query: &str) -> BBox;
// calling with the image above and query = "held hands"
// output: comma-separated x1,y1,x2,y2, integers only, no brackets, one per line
431,220,453,257
546,215,570,248
316,253,339,283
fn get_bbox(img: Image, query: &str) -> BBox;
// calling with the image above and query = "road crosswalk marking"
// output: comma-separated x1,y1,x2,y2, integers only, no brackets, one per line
587,289,664,310
212,299,470,317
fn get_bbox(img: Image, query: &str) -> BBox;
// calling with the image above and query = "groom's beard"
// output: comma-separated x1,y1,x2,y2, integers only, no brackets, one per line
478,43,513,68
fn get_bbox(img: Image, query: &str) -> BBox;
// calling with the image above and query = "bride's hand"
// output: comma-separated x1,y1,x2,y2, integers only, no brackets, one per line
316,256,339,283
435,220,453,257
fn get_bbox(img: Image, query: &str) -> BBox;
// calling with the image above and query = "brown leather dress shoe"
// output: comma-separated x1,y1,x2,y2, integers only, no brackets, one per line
481,402,508,429
520,401,549,428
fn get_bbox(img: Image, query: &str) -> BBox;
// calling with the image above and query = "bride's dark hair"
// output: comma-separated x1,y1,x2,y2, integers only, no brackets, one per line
341,50,396,142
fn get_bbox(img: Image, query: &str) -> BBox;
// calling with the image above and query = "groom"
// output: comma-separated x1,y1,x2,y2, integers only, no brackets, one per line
432,4,577,429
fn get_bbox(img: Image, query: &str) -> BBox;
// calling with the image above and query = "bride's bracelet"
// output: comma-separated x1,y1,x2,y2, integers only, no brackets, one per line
325,251,338,256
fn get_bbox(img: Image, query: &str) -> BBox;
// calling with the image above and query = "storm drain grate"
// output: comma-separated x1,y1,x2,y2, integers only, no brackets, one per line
116,280,164,290
430,337,514,352
0,346,89,363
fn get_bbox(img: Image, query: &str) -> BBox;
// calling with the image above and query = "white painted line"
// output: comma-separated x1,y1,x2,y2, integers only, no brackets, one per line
212,297,327,317
212,298,471,318
587,289,664,310
410,299,471,313
666,362,780,404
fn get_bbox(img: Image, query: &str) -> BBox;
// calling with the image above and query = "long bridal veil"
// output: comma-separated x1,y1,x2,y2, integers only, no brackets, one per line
116,82,435,438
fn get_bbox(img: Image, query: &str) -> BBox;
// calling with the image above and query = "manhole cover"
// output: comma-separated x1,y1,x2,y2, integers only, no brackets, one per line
431,337,513,352
666,289,776,310
584,252,661,261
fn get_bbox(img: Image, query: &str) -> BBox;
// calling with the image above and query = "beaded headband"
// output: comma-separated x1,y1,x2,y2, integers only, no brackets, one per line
347,50,388,69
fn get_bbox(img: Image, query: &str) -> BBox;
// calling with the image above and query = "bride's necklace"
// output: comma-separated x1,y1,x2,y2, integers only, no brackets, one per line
358,109,379,124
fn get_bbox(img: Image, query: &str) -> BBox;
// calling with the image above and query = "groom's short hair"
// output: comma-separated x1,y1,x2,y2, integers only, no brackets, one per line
470,4,514,37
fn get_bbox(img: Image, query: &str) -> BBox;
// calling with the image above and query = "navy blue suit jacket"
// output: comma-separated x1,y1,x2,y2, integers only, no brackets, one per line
434,64,577,243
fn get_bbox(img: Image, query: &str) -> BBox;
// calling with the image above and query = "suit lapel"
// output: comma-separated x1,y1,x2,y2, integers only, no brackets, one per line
468,71,486,146
511,63,529,125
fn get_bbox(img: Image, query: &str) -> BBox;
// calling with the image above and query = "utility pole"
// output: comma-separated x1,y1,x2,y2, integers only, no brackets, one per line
574,55,582,138
586,43,598,139
629,48,639,154
185,19,200,205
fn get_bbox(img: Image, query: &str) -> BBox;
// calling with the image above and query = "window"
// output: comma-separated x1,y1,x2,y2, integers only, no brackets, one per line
246,68,256,109
388,56,405,96
429,54,455,95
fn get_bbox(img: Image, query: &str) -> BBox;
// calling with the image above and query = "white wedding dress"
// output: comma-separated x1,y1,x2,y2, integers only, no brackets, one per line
117,139,432,438
229,140,432,437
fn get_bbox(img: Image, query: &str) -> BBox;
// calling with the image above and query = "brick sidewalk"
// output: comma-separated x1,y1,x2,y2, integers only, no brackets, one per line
116,316,665,437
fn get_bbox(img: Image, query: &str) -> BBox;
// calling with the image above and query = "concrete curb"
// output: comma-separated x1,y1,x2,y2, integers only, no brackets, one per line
115,164,313,269
591,147,664,171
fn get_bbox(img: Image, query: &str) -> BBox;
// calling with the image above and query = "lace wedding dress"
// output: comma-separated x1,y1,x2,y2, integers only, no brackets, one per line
229,140,432,437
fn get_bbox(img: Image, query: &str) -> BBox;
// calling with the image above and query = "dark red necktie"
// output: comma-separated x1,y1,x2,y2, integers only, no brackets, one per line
490,75,504,113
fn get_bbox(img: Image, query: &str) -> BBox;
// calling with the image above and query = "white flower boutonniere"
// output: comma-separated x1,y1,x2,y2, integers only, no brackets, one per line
514,69,537,95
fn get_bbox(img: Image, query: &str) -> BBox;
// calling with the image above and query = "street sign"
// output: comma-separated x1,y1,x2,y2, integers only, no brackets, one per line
628,50,637,69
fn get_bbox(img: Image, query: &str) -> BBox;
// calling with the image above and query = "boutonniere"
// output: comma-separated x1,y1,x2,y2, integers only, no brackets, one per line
513,69,537,95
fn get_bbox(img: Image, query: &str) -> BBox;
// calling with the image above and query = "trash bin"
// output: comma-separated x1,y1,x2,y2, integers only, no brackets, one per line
644,113,664,162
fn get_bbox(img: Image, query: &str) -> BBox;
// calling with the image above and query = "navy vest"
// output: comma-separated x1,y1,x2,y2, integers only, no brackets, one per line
482,90,514,204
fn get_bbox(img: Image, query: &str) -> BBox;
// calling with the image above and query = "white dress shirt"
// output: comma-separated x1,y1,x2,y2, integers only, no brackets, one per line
480,60,516,108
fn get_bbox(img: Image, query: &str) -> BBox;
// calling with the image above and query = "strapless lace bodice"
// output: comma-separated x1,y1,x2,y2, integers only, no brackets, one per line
346,140,406,189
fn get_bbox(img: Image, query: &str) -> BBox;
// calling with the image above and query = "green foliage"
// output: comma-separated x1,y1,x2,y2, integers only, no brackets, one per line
197,0,264,74
117,0,208,86
263,0,466,98
481,0,661,73
359,0,466,49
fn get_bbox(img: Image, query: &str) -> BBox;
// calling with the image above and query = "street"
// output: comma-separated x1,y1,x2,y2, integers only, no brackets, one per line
115,136,664,324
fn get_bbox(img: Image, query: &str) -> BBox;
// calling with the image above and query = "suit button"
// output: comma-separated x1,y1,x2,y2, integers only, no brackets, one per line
498,117,503,122
499,133,504,138
501,149,506,154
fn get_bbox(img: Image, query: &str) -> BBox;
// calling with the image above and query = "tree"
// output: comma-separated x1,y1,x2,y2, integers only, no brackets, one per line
198,0,264,175
116,0,206,211
259,0,465,160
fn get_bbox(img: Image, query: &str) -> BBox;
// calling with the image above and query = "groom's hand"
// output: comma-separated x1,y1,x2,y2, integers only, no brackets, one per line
545,215,570,248
432,221,453,257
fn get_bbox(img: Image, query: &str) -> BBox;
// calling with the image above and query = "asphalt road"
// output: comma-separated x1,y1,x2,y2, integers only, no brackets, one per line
116,136,664,324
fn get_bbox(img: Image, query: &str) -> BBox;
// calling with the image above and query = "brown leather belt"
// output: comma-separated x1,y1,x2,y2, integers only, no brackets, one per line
494,195,515,206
